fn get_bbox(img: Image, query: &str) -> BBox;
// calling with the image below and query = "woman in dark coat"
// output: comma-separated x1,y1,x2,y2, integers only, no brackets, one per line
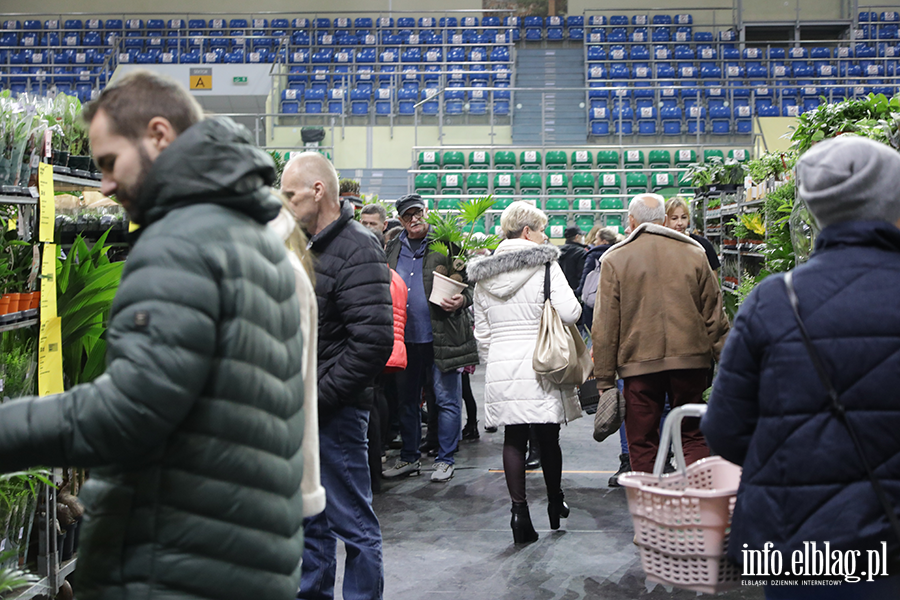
702,136,900,600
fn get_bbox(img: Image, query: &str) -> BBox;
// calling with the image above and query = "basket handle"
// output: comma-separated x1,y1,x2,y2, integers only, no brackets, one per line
654,404,707,479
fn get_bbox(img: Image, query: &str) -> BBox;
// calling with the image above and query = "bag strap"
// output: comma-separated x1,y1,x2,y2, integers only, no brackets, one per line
543,262,551,303
784,271,900,545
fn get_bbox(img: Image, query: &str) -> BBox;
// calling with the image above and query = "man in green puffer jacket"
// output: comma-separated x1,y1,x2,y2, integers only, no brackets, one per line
0,70,306,600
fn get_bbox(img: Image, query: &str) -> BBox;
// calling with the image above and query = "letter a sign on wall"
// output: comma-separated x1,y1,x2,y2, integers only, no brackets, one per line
190,67,212,90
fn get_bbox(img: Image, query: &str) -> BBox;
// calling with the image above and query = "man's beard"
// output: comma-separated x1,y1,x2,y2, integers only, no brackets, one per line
116,143,154,223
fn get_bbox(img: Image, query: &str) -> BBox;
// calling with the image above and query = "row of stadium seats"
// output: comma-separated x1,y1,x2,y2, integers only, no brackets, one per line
413,148,745,170
413,171,688,194
280,86,511,116
585,43,900,62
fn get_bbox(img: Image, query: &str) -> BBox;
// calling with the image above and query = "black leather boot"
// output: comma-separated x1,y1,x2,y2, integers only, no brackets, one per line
524,434,542,470
510,502,539,544
547,492,570,530
608,453,631,487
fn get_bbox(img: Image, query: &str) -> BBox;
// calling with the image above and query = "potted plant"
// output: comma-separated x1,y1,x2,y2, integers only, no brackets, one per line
422,196,500,304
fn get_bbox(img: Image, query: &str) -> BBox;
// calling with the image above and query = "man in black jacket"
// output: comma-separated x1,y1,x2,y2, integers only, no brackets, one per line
282,152,393,600
558,226,588,291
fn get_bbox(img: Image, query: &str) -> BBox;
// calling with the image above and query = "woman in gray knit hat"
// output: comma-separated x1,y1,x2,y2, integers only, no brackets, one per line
703,136,900,599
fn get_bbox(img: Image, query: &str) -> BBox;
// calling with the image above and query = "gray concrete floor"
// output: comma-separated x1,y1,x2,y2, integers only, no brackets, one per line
346,369,764,599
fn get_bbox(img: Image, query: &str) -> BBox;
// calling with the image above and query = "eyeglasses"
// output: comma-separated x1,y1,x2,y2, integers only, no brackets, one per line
400,208,425,223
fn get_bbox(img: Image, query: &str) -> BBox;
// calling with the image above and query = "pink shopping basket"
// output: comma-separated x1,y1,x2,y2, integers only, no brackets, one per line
618,405,744,594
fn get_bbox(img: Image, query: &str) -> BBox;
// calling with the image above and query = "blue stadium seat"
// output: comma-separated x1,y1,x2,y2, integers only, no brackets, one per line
304,88,325,113
661,105,682,134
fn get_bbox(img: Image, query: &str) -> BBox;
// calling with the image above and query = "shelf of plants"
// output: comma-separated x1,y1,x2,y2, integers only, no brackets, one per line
697,92,900,318
2,90,119,599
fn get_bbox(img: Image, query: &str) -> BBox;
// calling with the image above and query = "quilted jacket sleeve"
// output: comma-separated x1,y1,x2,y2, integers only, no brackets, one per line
592,258,620,389
473,285,491,364
701,284,766,466
0,239,219,472
317,241,393,417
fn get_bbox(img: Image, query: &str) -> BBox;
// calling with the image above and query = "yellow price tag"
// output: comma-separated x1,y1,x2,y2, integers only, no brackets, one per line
38,316,64,396
38,163,55,242
40,243,58,320
6,217,15,231
128,220,140,233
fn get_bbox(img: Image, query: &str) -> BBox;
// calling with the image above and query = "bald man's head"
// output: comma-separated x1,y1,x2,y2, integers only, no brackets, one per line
280,152,342,234
628,193,667,226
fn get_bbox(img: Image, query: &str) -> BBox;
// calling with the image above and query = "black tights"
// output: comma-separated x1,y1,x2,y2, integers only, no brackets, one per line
503,423,562,504
462,372,477,427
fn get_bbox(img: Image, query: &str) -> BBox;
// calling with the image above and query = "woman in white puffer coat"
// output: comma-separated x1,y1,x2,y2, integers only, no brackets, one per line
467,201,582,545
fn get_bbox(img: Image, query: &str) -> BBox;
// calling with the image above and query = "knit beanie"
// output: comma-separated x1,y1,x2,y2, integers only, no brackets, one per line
797,135,900,228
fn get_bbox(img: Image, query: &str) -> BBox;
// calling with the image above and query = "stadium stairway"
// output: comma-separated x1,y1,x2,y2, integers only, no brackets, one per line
513,47,587,145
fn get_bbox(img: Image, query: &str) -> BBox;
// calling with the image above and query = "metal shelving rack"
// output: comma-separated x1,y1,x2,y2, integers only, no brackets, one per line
1,172,99,600
701,186,766,292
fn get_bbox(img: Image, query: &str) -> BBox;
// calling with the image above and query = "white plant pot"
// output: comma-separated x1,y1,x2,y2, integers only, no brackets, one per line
429,271,468,305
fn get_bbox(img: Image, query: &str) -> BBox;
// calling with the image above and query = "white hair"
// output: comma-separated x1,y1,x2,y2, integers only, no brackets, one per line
628,193,667,225
500,201,548,238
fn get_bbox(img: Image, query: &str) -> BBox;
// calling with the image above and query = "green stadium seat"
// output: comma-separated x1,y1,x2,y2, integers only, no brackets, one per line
572,172,595,195
493,172,516,195
599,198,624,210
437,197,460,210
415,172,438,194
546,216,568,238
571,150,593,169
650,171,676,192
546,172,568,194
522,196,541,209
674,149,697,167
441,173,463,195
471,217,487,234
575,214,595,232
520,150,542,170
597,150,620,169
418,151,440,170
625,172,648,194
494,150,517,170
728,148,749,163
598,172,621,194
605,214,623,232
466,172,489,195
544,197,569,211
574,197,595,212
469,150,491,169
442,151,465,169
545,150,567,171
519,172,542,192
492,196,515,210
623,149,645,169
648,150,671,169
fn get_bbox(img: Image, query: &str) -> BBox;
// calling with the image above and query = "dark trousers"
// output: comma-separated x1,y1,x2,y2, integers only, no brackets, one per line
502,423,562,504
462,371,477,427
622,369,710,473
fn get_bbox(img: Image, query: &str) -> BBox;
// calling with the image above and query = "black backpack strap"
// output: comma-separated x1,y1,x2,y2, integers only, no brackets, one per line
784,271,900,546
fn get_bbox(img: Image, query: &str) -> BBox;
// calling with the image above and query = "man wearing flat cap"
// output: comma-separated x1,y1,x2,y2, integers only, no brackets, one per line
382,194,478,482
702,135,900,590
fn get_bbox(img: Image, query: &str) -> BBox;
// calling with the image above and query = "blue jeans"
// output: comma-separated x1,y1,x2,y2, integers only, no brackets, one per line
298,406,383,600
398,342,462,465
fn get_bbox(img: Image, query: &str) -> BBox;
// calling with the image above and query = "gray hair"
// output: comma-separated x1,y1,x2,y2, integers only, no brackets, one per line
360,203,387,221
500,201,548,238
628,193,666,225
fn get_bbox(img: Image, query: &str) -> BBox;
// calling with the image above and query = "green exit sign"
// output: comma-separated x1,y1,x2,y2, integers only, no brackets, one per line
233,76,248,85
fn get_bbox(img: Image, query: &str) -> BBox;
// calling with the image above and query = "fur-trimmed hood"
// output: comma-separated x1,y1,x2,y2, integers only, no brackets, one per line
467,239,559,300
605,222,703,257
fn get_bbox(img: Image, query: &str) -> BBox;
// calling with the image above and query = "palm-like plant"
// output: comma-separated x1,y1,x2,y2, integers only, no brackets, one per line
423,196,501,277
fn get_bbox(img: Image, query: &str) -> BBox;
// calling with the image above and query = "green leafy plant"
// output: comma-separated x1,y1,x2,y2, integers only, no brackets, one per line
789,93,900,155
0,468,52,579
267,150,287,188
56,228,124,388
0,339,37,401
423,196,501,276
684,157,747,189
0,554,39,594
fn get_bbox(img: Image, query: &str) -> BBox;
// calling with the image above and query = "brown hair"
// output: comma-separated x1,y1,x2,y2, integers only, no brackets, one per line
83,69,204,140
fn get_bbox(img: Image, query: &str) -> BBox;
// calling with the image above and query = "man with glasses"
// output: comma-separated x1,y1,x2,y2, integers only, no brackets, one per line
383,194,478,482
